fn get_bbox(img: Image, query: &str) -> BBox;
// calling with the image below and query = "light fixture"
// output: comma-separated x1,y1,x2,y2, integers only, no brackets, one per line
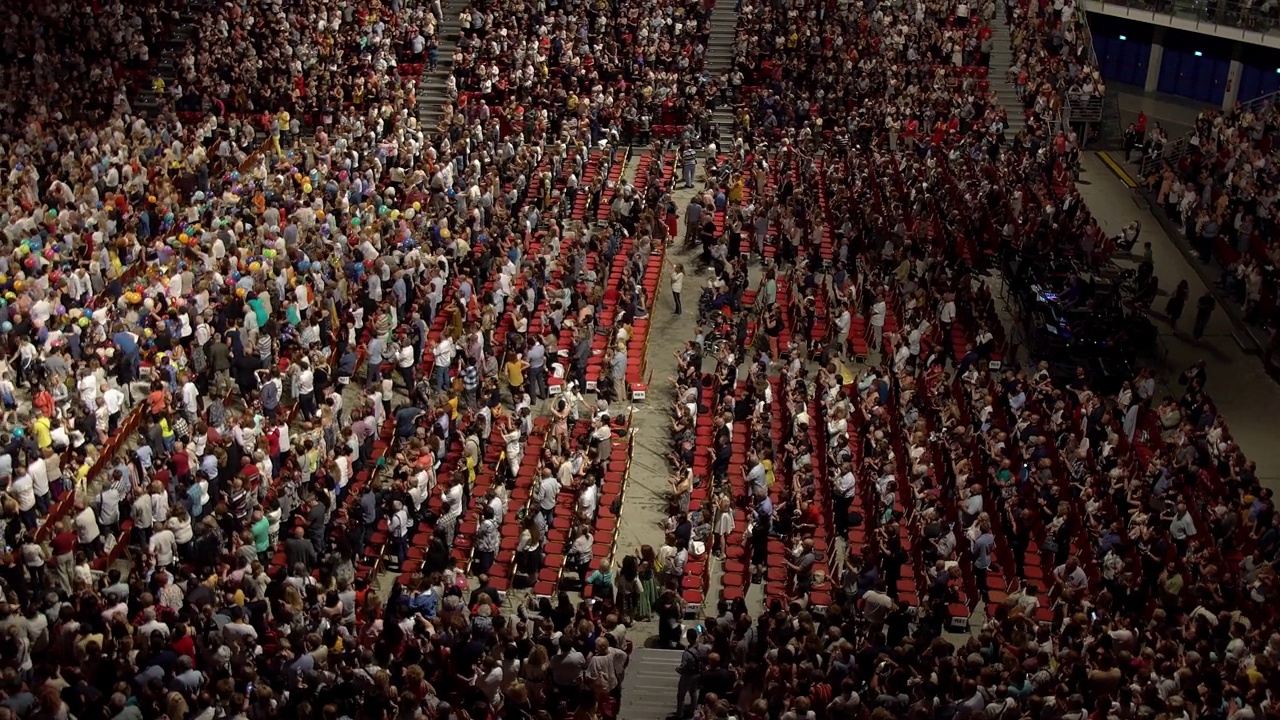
1119,34,1127,40
1195,51,1204,56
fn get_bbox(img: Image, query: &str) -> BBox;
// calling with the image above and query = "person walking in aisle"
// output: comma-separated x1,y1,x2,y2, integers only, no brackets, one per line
1192,292,1216,341
680,143,697,189
669,261,685,316
1165,279,1189,330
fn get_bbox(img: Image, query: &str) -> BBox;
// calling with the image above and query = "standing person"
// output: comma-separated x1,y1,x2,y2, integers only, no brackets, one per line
680,143,697,189
1192,292,1216,341
388,500,410,570
669,262,685,316
673,628,702,717
1165,279,1189,330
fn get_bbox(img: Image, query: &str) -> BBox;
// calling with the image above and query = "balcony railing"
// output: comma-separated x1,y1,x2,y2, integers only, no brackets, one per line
1067,92,1107,122
1090,0,1280,38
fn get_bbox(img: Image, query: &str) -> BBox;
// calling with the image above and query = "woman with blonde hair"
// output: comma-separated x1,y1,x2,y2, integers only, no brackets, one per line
166,691,190,720
521,644,550,702
505,681,536,720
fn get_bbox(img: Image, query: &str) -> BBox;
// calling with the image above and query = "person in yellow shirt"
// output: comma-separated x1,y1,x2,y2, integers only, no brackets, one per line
32,414,52,450
505,352,529,398
727,175,744,205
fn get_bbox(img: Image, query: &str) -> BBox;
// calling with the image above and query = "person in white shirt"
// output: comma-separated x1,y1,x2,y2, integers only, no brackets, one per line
74,501,102,554
578,481,599,521
149,524,177,568
103,384,125,432
77,371,99,413
433,336,456,390
939,293,956,326
181,375,201,423
10,469,36,528
150,485,170,525
502,417,524,475
395,342,416,390
870,296,887,351
294,360,316,417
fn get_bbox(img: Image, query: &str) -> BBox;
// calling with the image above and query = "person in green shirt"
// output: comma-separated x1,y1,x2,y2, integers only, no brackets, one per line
251,509,271,563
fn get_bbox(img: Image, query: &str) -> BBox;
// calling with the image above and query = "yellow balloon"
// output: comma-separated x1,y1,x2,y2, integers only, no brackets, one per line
250,261,262,273
303,183,313,194
412,202,421,212
12,280,23,292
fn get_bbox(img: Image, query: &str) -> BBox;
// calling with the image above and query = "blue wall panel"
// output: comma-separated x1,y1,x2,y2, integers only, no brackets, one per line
1158,48,1228,106
1094,34,1150,87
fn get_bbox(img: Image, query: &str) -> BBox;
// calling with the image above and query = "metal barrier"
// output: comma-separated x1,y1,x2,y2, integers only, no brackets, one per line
1241,88,1280,111
1068,93,1106,123
1138,135,1191,179
1090,0,1280,38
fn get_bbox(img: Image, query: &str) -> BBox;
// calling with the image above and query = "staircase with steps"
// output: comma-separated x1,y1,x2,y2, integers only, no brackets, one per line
985,21,1026,139
704,4,739,139
133,1,208,117
620,648,682,720
417,0,463,131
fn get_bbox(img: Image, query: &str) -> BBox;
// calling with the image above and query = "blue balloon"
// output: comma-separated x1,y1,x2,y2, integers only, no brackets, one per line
1,321,12,332
298,261,311,272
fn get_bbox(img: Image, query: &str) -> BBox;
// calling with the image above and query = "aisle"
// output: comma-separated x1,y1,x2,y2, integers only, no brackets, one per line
1077,152,1280,485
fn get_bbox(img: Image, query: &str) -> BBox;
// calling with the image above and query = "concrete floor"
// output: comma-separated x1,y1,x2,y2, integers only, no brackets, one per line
614,175,740,625
1113,83,1203,137
1065,153,1280,484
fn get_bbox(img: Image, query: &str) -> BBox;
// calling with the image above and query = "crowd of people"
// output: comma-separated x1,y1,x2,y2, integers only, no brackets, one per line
1143,102,1280,354
0,0,706,713
0,0,1276,717
175,0,436,120
637,4,1279,720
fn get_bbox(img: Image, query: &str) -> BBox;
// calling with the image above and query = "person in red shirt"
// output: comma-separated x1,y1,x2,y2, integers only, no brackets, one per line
50,522,77,592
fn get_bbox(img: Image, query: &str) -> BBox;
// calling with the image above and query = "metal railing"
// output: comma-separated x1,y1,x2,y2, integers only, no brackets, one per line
1069,4,1107,125
1068,93,1106,122
1241,87,1280,111
1078,2,1103,69
1138,134,1192,177
1090,0,1280,38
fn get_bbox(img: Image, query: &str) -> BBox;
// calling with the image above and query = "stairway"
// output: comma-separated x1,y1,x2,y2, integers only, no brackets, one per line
418,0,463,131
620,648,682,720
134,1,207,117
1096,93,1125,150
985,21,1026,138
704,4,739,139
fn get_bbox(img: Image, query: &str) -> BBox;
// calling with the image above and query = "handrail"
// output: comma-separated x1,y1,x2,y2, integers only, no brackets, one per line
1241,87,1280,111
1138,134,1191,178
1088,0,1280,39
1078,1,1102,70
1067,93,1106,123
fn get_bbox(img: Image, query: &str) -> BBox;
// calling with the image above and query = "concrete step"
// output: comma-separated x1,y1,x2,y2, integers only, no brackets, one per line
620,648,682,720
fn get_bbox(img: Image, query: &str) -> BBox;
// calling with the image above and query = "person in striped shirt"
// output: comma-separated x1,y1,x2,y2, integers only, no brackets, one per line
680,143,698,188
462,356,480,406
